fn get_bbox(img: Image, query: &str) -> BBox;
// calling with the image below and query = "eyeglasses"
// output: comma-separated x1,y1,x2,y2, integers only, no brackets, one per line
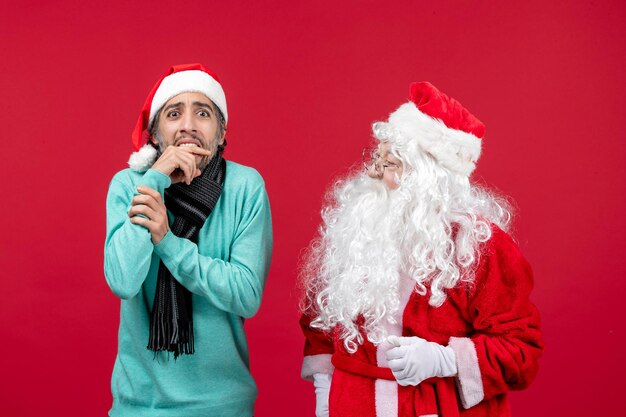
362,147,400,174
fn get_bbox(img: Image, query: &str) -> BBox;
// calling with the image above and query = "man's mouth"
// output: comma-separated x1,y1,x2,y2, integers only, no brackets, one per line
175,137,203,148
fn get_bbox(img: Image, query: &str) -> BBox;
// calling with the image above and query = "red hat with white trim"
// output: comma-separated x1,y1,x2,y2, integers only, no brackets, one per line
373,82,485,176
128,63,227,171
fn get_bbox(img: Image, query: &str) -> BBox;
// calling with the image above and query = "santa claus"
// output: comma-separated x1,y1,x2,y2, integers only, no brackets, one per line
300,82,543,417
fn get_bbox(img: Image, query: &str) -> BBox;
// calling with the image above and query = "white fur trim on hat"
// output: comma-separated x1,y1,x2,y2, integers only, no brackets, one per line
149,70,228,127
128,144,158,172
373,102,482,176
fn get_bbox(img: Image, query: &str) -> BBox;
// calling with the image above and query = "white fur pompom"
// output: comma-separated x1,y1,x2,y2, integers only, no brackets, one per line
128,144,158,172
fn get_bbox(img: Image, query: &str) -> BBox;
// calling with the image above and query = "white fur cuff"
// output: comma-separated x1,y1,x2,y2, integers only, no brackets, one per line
449,336,484,409
301,354,334,382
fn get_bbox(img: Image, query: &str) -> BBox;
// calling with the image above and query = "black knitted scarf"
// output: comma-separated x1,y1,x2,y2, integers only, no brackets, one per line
147,149,226,358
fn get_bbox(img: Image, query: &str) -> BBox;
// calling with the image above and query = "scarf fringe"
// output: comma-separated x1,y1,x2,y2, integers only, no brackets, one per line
147,316,195,359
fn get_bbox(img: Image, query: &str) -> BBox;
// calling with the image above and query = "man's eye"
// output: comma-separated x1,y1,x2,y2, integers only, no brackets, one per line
167,111,180,118
197,110,210,117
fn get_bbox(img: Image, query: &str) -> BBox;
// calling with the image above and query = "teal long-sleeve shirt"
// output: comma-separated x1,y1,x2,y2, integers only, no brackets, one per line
104,162,273,417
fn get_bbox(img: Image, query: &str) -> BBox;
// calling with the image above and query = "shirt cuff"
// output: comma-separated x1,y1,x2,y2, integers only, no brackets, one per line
138,169,172,195
153,230,177,257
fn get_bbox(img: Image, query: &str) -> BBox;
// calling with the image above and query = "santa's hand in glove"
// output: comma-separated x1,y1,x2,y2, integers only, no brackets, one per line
386,335,458,386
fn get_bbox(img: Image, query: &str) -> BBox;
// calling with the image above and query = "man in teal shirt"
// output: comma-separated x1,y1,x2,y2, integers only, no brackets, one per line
104,63,273,416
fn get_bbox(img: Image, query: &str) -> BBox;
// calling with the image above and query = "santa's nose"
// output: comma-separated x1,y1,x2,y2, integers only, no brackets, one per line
367,164,382,179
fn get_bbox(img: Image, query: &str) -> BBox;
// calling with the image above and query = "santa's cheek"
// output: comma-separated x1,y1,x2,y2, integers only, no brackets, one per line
384,174,400,190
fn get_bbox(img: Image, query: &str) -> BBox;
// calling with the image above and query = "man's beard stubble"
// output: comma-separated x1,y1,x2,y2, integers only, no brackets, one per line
153,130,219,172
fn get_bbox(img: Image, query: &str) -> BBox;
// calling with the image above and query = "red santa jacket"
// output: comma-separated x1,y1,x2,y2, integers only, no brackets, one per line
300,226,543,417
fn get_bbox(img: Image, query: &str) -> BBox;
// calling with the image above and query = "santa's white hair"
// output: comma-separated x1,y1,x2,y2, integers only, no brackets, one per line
300,125,512,353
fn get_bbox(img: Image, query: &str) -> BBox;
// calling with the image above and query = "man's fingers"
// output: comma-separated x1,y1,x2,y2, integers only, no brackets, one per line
181,161,194,185
178,146,212,157
170,170,187,184
128,204,158,220
129,214,151,228
132,194,159,210
136,186,162,202
130,186,169,243
177,147,211,184
176,151,197,185
153,145,209,182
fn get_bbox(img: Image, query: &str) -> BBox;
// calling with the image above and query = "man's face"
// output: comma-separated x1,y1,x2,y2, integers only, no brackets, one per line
151,91,224,169
366,142,403,190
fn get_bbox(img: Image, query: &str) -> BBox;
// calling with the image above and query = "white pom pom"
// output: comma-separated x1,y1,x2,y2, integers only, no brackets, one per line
128,144,158,172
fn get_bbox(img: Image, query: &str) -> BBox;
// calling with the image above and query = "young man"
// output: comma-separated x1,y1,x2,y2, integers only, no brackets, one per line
300,82,543,416
104,63,273,417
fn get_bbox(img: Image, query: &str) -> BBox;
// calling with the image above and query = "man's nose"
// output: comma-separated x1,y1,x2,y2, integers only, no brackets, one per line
180,112,196,132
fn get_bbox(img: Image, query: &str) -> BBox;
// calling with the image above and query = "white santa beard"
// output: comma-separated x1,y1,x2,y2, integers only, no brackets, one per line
308,173,411,352
305,157,511,353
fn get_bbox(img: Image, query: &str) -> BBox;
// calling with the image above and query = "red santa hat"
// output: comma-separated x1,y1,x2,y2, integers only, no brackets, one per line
128,63,228,171
373,82,485,176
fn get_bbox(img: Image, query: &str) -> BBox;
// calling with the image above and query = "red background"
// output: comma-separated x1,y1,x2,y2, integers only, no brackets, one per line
1,1,624,415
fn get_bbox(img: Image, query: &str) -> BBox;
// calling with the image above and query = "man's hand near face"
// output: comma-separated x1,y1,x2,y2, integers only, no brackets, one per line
128,186,170,244
151,145,212,185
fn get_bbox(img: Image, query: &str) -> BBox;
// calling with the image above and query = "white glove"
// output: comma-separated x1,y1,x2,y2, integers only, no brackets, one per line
385,335,457,386
313,373,331,417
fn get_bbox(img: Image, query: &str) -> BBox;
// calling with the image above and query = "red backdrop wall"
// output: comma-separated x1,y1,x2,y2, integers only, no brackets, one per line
1,1,624,415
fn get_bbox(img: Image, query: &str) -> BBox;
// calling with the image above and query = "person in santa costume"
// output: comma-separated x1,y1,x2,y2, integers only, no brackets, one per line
300,81,543,417
104,63,272,417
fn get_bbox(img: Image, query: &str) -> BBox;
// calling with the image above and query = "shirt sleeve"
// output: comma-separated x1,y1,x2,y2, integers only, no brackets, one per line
448,227,544,409
300,312,335,381
104,169,171,299
152,183,273,318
